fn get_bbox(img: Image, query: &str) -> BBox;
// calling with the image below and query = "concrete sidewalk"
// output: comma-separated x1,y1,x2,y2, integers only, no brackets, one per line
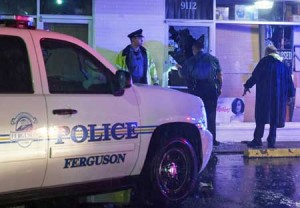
216,122,300,143
213,141,300,154
214,122,300,155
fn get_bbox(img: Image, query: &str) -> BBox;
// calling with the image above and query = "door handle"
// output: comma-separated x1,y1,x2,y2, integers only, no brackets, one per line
52,109,78,115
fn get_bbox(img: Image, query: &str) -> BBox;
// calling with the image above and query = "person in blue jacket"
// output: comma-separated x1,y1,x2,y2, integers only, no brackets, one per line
243,45,295,148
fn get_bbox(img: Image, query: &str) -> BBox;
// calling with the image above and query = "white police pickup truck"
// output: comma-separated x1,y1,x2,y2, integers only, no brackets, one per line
0,16,212,207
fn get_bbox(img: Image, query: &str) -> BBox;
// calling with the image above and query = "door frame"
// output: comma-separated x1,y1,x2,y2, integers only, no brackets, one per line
163,21,215,87
165,21,216,55
36,15,94,47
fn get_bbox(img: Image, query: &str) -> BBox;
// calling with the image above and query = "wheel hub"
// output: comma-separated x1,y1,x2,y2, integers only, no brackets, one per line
159,149,188,192
167,162,178,178
154,140,197,201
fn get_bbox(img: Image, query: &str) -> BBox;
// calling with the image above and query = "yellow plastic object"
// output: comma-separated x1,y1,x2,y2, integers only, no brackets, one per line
85,189,131,204
244,148,300,158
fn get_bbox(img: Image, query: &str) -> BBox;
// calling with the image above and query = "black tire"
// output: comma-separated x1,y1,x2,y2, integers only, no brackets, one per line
136,138,198,206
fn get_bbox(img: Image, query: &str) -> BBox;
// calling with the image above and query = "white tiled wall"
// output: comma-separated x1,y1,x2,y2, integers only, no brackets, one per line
94,0,166,85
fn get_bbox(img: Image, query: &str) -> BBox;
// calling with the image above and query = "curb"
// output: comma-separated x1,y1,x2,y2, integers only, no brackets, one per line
244,148,300,158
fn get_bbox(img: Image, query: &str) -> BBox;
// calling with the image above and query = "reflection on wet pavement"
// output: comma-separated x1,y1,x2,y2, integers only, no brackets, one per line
182,154,300,208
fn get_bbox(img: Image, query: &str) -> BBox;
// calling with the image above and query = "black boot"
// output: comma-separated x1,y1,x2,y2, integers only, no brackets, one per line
247,139,263,148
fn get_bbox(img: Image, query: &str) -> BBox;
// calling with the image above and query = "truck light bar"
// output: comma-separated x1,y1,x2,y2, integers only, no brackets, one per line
0,15,35,29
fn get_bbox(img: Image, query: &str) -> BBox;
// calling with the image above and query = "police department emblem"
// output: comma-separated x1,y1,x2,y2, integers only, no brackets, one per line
11,112,38,148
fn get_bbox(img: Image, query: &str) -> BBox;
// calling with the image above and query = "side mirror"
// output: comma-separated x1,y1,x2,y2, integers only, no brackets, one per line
113,70,132,96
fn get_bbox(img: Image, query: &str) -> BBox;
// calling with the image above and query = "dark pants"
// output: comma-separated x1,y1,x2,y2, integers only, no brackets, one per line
254,122,277,146
201,97,218,142
190,80,219,142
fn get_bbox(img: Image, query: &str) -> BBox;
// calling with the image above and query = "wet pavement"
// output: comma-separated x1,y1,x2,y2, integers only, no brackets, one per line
182,153,300,208
78,141,300,208
9,142,300,208
78,151,300,208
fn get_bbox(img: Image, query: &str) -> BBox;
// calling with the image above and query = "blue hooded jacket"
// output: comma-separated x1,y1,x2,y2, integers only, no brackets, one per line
244,54,295,127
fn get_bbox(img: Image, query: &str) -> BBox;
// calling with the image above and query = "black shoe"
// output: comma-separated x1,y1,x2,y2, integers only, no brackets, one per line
213,141,220,146
268,143,275,148
247,140,263,148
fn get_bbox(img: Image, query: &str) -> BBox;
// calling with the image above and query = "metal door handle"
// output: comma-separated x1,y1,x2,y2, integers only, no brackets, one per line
52,109,78,115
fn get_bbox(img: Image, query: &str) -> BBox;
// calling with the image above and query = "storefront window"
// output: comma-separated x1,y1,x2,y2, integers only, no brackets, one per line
40,0,92,15
216,0,300,22
0,0,36,15
264,25,293,72
166,0,213,20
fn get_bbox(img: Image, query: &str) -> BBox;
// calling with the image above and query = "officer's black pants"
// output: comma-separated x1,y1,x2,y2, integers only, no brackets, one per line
190,80,218,143
254,122,277,145
201,96,218,142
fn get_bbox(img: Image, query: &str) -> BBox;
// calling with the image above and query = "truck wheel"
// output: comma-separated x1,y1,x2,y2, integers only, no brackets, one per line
141,138,198,206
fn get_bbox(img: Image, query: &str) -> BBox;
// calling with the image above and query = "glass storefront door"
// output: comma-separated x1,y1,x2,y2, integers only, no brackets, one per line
37,17,93,46
166,23,215,87
44,23,88,44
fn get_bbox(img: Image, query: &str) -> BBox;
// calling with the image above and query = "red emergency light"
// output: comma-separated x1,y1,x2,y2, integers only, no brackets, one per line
0,15,35,29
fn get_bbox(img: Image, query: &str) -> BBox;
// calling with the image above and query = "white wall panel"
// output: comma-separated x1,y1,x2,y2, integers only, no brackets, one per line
94,14,165,52
94,0,166,84
94,1,165,53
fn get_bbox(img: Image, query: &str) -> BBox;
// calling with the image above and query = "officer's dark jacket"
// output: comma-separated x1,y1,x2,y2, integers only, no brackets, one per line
180,51,222,98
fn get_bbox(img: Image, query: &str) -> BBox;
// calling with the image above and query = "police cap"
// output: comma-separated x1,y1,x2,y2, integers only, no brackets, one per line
128,29,144,39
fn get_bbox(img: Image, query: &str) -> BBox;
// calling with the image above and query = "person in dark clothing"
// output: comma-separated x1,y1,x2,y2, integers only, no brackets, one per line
178,37,223,146
243,45,295,148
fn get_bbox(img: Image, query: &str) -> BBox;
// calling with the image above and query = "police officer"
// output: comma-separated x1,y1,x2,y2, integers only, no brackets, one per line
178,37,223,146
115,29,159,85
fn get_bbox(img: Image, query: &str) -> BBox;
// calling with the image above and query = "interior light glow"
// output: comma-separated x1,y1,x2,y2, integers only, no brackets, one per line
254,0,274,9
245,5,255,12
56,0,63,5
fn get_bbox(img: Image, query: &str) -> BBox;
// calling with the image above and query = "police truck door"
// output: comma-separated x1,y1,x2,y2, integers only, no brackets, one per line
0,29,48,193
32,33,140,187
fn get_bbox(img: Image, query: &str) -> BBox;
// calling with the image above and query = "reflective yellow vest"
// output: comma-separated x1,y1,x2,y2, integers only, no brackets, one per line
115,45,158,85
